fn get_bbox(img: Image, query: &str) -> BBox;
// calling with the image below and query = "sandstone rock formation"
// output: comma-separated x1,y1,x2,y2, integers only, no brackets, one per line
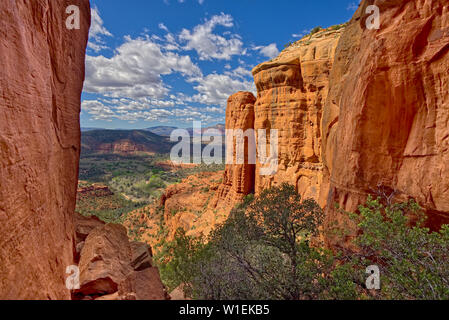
76,224,134,297
218,92,256,204
322,0,449,241
124,171,231,250
252,27,344,206
126,30,348,249
216,0,449,243
77,183,114,197
0,1,169,300
81,129,173,155
74,219,168,300
0,0,90,300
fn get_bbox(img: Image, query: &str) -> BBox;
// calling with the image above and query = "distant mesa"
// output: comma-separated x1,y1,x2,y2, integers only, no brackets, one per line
145,124,225,137
81,127,105,132
81,129,173,155
144,126,178,137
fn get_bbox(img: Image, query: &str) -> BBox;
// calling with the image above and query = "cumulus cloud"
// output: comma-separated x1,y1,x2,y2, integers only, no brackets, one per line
347,1,360,11
84,36,201,99
88,7,113,52
188,73,256,106
179,13,243,60
82,97,221,124
254,43,279,59
82,10,277,126
292,28,312,39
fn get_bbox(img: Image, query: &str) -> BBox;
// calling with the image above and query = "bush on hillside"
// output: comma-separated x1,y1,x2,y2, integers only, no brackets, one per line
156,184,449,300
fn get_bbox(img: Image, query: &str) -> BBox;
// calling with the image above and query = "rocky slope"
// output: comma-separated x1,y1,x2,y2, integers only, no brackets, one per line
0,0,90,299
125,171,228,249
323,0,449,243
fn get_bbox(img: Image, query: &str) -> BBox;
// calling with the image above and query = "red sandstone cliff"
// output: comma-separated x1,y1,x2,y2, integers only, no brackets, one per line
218,0,449,241
218,92,256,204
0,1,168,300
252,27,344,206
0,0,90,299
323,0,449,240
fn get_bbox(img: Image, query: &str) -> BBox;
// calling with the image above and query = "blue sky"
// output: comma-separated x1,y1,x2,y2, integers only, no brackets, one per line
81,0,360,129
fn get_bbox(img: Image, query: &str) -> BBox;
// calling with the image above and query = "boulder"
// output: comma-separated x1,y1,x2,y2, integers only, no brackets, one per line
75,213,105,245
130,241,153,271
76,224,133,297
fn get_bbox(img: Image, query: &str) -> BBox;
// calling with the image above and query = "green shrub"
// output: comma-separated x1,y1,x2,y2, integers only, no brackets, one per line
350,196,449,300
156,185,449,300
310,26,322,35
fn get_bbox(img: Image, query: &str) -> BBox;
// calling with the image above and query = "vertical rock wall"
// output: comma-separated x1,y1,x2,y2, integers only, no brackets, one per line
0,0,90,299
323,0,449,241
252,28,343,206
216,92,256,204
222,0,449,241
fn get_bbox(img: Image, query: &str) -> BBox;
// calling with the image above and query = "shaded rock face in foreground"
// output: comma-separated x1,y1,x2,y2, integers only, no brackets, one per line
323,0,449,241
0,0,90,299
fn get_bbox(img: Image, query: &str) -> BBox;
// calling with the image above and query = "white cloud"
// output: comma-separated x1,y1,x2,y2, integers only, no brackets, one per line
292,28,312,39
82,97,222,124
225,66,253,79
88,7,113,52
179,13,243,60
84,36,201,99
347,1,360,11
158,23,169,32
81,11,275,126
254,43,279,59
188,73,255,106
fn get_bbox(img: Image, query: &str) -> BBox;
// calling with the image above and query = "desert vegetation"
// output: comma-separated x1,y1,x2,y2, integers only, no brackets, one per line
155,184,449,300
76,152,225,223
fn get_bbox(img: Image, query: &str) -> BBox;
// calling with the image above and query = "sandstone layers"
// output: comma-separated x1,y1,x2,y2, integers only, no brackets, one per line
218,92,256,204
252,27,344,207
0,0,90,299
221,0,449,237
213,27,343,208
323,0,449,236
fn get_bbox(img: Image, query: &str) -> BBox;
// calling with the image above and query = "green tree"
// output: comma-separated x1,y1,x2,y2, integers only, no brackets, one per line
159,184,359,300
351,196,449,300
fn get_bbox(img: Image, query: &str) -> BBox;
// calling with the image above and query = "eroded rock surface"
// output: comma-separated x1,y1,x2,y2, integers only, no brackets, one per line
0,0,90,300
74,222,168,300
322,0,449,242
218,92,256,204
252,27,343,206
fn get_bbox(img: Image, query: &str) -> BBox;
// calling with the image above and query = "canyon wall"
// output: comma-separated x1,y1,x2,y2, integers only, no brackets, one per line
252,28,343,206
212,27,344,209
0,0,90,299
217,92,256,204
220,0,449,240
323,0,449,239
